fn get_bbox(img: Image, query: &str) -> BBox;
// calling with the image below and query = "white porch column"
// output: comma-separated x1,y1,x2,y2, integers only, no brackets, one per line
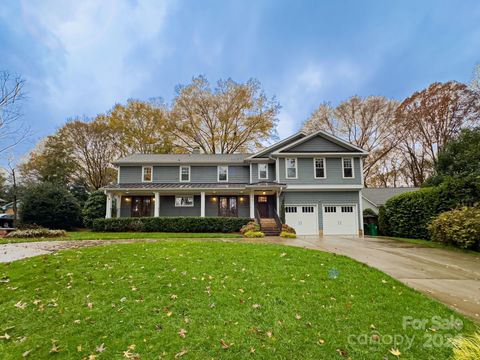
200,192,205,217
115,195,121,218
105,193,112,219
276,191,280,216
249,191,255,219
154,192,160,217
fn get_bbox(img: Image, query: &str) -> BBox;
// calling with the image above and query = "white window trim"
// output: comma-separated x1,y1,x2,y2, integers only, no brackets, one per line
142,166,153,183
179,165,191,182
313,158,327,179
258,163,269,180
342,157,355,179
217,165,229,182
175,195,194,207
285,157,298,179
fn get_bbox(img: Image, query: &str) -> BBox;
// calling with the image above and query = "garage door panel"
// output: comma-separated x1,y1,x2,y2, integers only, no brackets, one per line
285,205,318,235
323,205,357,235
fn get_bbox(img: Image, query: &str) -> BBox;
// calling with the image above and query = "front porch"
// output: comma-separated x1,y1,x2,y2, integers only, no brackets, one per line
104,190,281,220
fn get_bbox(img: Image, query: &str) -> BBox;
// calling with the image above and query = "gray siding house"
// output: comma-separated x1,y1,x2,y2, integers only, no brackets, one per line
103,130,368,236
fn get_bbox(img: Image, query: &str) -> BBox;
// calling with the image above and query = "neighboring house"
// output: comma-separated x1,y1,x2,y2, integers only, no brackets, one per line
103,130,368,236
362,187,419,214
1,201,21,216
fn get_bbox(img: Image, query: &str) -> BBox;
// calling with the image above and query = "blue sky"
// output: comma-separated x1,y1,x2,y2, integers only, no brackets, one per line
1,0,479,161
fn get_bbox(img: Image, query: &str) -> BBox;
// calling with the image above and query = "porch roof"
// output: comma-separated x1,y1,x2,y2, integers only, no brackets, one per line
102,182,285,191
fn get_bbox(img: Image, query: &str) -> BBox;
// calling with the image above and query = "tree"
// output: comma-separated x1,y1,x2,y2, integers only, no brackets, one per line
19,134,78,186
59,118,118,190
103,99,175,156
20,183,81,229
303,96,402,186
430,127,480,183
0,71,29,154
82,190,106,228
170,76,280,153
397,82,480,166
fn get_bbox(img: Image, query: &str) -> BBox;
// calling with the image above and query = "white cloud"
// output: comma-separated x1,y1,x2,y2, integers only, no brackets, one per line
19,0,171,119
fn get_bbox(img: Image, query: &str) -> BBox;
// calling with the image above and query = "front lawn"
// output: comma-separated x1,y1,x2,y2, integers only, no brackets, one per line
0,231,241,244
0,241,475,359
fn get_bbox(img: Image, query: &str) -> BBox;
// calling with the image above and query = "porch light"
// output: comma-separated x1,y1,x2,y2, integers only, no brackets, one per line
262,191,266,195
239,196,245,202
212,197,217,202
125,197,131,202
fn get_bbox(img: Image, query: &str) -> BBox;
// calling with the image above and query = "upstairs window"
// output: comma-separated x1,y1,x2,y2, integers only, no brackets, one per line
342,158,354,178
258,163,268,180
217,166,228,182
179,166,190,182
285,158,297,179
314,158,326,178
142,166,152,182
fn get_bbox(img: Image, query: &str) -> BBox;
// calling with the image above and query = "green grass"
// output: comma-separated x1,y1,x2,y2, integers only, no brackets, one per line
0,231,241,244
0,241,476,359
374,236,479,254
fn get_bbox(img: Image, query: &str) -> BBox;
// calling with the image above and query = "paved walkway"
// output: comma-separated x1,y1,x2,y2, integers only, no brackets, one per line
1,236,479,319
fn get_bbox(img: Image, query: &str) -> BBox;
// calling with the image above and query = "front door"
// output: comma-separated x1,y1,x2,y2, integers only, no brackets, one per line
257,195,269,218
219,196,238,217
131,196,153,217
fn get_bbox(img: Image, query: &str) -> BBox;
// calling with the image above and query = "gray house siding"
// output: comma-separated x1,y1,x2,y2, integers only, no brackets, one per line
252,133,305,158
278,157,362,185
282,191,361,230
250,163,275,183
119,165,250,184
284,136,351,152
158,195,201,216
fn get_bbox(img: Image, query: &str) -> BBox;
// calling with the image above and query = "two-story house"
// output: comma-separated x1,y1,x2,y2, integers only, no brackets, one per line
102,130,368,236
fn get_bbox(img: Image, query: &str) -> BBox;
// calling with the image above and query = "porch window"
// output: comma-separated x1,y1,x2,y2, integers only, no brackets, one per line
175,196,194,207
258,163,268,180
285,158,297,179
314,158,326,178
179,166,190,182
142,166,152,182
257,196,268,203
342,158,354,178
217,166,228,182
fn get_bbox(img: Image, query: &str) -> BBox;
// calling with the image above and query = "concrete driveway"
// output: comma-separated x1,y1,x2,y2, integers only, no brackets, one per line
283,235,480,320
1,236,479,320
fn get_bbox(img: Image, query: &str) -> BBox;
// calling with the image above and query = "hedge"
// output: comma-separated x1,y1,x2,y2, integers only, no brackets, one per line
92,216,252,233
429,207,480,251
383,176,480,239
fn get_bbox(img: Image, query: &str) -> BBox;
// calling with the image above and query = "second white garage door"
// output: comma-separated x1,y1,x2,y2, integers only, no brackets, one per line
285,205,318,235
323,205,358,235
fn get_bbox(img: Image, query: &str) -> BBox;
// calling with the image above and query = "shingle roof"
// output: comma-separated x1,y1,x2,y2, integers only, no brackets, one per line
113,153,251,165
362,187,419,206
102,182,284,190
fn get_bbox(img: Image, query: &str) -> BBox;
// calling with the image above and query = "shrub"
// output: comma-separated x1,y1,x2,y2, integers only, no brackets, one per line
429,207,480,250
20,183,81,230
280,231,296,238
451,332,480,360
82,190,107,228
6,228,67,238
243,231,265,238
384,176,480,239
240,221,260,234
92,216,251,233
363,208,377,218
377,205,389,236
281,224,296,234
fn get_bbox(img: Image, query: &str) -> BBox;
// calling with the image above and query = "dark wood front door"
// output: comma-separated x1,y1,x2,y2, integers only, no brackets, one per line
257,196,269,218
219,196,238,217
131,196,153,217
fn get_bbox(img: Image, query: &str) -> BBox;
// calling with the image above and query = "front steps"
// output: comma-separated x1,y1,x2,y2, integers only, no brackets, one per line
259,218,281,236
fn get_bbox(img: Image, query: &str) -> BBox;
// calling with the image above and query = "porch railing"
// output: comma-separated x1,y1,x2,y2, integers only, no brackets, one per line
272,210,283,232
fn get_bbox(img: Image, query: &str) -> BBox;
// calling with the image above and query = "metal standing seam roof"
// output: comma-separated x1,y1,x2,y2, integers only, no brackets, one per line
362,187,420,206
102,182,285,190
112,153,251,165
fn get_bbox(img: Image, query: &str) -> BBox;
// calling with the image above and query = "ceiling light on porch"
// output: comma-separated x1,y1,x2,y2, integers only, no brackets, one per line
125,197,131,202
239,196,245,202
262,191,266,195
212,197,217,202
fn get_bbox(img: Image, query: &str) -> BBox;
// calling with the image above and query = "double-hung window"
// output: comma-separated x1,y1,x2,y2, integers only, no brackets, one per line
285,158,297,179
142,166,152,182
179,166,190,182
314,158,326,179
217,166,228,182
258,163,268,180
342,158,354,178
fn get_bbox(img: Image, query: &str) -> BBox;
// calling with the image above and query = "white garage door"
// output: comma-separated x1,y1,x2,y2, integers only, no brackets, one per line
285,205,318,235
323,205,358,235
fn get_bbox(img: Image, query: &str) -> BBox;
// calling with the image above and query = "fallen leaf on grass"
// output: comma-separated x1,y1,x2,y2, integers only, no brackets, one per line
96,343,106,353
295,314,301,320
178,329,187,339
14,301,27,309
266,331,273,338
318,339,325,345
220,339,231,349
252,304,261,309
336,348,348,357
0,333,11,340
50,340,60,353
22,349,31,357
249,347,256,353
171,294,178,300
389,348,401,357
87,302,93,309
174,349,188,358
